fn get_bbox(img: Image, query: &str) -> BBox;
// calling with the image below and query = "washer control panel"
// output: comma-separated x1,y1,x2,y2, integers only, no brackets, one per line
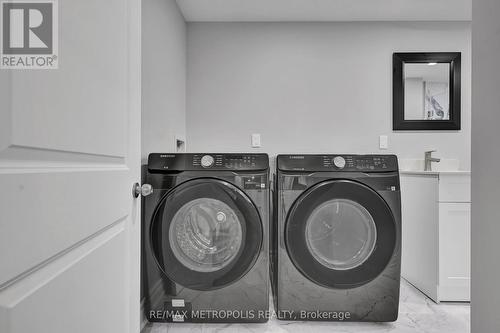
277,154,398,172
148,153,269,172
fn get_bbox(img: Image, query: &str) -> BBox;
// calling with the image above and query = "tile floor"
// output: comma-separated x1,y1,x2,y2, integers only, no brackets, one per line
141,279,470,333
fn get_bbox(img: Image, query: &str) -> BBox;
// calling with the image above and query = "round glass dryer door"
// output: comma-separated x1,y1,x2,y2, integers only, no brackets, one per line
150,178,263,290
305,199,377,271
286,179,397,289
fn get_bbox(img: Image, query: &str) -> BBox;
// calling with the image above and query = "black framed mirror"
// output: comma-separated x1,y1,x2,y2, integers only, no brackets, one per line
393,52,461,130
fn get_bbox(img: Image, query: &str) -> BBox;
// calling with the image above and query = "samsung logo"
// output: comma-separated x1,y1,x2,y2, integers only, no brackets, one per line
289,156,305,159
160,154,176,158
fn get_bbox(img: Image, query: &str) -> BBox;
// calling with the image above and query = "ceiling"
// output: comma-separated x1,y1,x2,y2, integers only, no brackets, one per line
175,0,471,22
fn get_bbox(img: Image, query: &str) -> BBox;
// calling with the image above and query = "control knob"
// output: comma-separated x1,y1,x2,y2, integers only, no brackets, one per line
333,156,346,169
201,155,215,168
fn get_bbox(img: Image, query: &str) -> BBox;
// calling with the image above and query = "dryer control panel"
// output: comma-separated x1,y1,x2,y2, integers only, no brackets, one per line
148,153,269,172
277,154,398,172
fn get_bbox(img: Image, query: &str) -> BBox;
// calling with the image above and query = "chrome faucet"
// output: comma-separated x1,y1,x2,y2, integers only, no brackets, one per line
424,150,441,171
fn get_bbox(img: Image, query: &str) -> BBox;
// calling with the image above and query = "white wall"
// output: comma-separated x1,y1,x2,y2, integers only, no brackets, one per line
140,0,186,314
186,22,471,169
142,0,186,162
471,0,500,331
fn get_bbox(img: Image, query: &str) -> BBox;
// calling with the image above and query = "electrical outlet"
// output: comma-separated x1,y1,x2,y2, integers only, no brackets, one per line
251,134,261,148
379,135,388,150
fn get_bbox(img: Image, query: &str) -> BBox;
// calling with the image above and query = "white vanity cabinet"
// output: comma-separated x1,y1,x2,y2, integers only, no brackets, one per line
401,171,471,302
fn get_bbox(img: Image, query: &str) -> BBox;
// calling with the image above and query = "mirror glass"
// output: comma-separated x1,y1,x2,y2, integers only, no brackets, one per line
404,63,450,120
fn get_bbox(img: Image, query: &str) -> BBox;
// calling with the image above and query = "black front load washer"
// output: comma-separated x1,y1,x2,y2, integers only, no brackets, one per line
272,154,401,322
142,153,269,323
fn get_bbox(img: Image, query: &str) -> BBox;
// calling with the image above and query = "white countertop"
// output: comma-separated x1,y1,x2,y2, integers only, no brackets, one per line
399,158,470,176
400,170,471,176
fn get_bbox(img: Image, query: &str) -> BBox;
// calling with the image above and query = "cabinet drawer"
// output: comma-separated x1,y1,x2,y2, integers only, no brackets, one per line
439,174,471,202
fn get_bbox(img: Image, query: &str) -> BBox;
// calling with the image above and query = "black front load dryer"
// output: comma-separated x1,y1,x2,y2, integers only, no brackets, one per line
142,153,269,323
272,154,401,322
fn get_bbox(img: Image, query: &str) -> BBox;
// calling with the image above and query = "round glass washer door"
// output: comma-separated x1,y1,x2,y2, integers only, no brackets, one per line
285,179,397,289
169,198,243,273
150,178,263,290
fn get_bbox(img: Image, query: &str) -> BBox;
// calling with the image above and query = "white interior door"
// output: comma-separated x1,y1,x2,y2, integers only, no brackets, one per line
0,0,141,332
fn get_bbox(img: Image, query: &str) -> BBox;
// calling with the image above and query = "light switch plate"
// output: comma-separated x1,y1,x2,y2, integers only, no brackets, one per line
251,133,261,148
379,135,388,150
